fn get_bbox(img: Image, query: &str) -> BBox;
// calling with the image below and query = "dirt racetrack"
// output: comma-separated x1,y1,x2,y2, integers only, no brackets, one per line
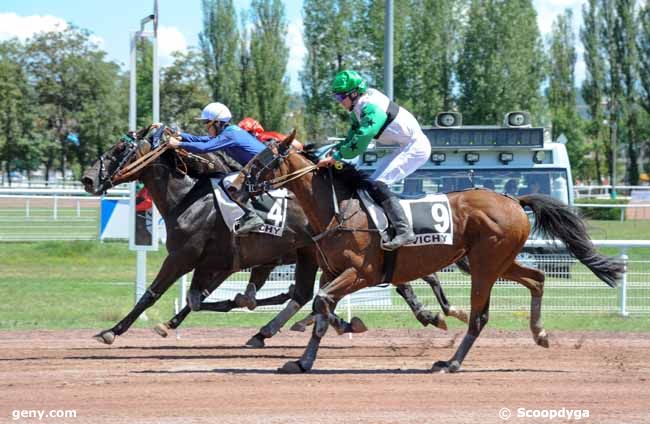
0,328,648,424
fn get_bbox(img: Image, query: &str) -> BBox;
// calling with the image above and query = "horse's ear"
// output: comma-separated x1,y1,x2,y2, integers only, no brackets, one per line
281,129,297,147
135,125,151,140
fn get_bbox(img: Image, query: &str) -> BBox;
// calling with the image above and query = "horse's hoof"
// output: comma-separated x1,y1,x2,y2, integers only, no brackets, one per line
290,322,308,332
234,294,257,310
535,330,550,348
350,317,368,333
93,331,115,345
277,361,307,374
434,312,448,331
448,307,469,324
153,323,170,338
245,334,265,348
432,359,460,373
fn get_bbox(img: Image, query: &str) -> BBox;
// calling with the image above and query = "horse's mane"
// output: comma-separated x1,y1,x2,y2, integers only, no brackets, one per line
301,145,370,191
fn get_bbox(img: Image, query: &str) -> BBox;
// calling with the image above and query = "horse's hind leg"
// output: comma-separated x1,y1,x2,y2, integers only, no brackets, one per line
234,265,275,310
396,282,447,330
153,269,233,337
422,272,469,324
501,261,548,348
433,247,516,373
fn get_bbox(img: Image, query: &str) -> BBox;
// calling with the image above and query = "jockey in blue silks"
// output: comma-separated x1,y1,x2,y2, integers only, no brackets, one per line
167,102,266,235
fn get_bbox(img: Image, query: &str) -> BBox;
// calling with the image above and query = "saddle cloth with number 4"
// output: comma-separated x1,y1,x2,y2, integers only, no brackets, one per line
358,191,454,246
211,173,290,237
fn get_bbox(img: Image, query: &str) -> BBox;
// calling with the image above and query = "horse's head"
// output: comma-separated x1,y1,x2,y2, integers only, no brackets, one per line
228,129,299,198
81,127,155,195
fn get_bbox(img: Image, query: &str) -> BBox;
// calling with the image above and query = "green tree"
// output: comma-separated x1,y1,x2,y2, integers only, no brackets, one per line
200,0,242,118
249,0,290,131
301,0,360,141
239,18,259,121
26,26,124,181
640,3,650,114
638,3,650,175
548,9,588,178
458,0,546,125
0,40,38,184
398,0,465,124
75,60,127,174
599,0,642,185
160,49,211,133
615,0,641,184
136,37,153,129
581,0,608,183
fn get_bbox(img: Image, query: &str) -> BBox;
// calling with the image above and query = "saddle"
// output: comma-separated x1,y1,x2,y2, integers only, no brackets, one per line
357,190,454,247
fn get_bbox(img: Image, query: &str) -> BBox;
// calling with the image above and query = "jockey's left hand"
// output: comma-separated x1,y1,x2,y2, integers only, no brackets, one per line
317,156,336,168
168,138,182,149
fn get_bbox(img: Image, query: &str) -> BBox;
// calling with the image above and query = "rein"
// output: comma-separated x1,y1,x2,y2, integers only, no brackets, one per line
112,142,171,184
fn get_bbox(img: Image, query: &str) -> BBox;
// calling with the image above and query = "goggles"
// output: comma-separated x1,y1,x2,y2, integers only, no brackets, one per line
333,92,349,102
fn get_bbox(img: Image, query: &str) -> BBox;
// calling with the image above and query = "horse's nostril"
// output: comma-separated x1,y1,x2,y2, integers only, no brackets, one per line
81,176,94,188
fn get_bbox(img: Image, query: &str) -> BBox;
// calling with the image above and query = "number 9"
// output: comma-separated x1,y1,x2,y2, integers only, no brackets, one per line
431,203,450,233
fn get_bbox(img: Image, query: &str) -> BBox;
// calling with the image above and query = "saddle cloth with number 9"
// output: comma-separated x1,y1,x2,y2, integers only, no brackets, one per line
359,191,454,246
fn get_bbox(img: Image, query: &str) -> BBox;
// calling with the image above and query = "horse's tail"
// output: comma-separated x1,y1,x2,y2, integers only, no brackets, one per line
517,194,624,288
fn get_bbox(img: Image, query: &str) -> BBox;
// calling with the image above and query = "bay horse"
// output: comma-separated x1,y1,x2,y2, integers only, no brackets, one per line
81,128,465,347
228,131,624,373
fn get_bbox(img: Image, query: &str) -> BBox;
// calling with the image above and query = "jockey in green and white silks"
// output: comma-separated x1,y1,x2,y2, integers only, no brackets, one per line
330,75,431,185
319,70,431,251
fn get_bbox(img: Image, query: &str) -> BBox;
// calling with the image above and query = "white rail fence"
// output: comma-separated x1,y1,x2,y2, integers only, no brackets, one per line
1,191,649,315
0,189,128,241
183,240,650,316
574,185,650,199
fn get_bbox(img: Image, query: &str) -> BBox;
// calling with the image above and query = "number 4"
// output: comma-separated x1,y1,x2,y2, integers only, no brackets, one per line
267,199,284,227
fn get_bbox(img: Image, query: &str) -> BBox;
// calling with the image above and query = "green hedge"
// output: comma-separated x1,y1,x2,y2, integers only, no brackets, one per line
574,198,628,220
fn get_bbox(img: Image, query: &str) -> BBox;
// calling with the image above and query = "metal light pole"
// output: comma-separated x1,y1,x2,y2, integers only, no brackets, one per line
384,0,393,100
129,1,160,312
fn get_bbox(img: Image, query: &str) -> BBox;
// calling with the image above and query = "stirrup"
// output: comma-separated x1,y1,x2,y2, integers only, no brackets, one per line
381,231,415,251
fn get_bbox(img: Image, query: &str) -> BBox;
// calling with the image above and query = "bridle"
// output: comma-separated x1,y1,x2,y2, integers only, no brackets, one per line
97,126,211,190
242,141,318,195
97,134,139,189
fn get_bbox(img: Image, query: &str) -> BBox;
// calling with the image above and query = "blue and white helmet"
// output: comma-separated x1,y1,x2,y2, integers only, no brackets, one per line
196,102,232,122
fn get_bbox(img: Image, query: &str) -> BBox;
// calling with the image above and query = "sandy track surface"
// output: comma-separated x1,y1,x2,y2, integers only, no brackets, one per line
0,328,648,423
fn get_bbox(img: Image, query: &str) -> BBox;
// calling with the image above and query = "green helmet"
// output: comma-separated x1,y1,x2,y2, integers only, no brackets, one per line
331,70,368,94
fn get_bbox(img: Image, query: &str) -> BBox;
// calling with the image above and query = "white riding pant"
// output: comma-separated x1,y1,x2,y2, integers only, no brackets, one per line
370,133,431,185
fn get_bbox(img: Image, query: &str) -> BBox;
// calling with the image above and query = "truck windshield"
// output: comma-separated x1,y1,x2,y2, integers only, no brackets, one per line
394,169,570,204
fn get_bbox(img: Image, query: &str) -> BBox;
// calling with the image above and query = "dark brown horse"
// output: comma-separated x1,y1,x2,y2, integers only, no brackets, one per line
229,132,624,373
81,129,464,347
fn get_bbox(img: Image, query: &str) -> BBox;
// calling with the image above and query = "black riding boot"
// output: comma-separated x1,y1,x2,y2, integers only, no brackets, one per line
235,209,265,235
380,197,415,251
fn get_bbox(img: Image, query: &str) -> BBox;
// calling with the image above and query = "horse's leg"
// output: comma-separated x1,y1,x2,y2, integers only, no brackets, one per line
422,273,469,323
246,249,318,348
501,261,548,347
432,247,515,373
278,267,358,373
396,282,447,330
290,312,315,332
234,265,275,310
94,252,197,345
